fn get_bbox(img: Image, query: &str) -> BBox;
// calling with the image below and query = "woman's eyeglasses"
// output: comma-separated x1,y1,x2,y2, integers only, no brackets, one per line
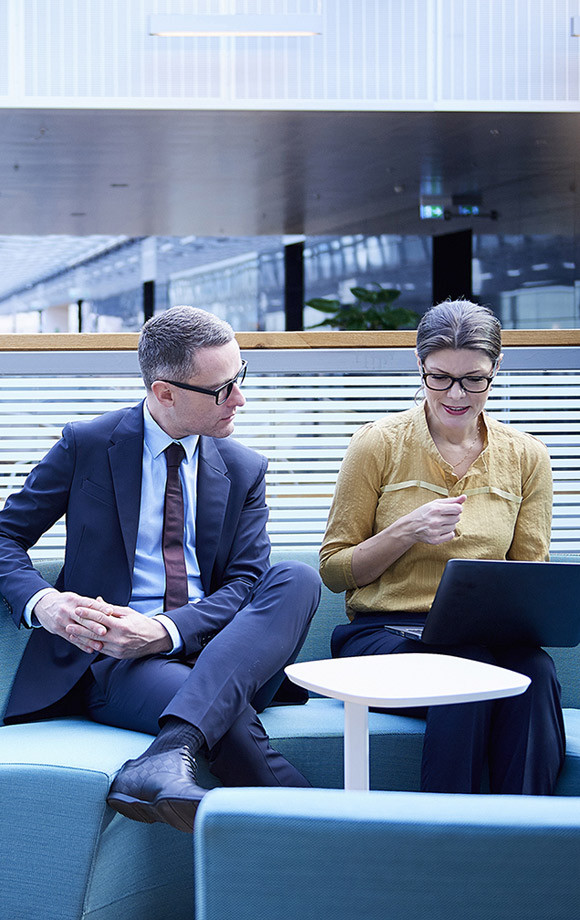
421,370,494,393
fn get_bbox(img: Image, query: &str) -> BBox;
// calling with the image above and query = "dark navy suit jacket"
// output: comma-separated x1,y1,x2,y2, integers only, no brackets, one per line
0,402,271,723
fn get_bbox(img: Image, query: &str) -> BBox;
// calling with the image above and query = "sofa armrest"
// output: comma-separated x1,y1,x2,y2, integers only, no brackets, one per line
195,787,580,920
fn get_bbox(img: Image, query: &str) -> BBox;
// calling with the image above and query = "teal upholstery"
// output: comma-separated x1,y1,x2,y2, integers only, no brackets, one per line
0,563,191,920
195,787,580,920
0,718,194,920
1,550,580,917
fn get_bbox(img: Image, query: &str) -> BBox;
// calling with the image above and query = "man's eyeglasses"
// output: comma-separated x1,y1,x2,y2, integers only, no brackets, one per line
421,368,494,394
162,360,247,405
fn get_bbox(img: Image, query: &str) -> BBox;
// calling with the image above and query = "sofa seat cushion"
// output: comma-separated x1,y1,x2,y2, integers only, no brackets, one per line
260,698,426,791
263,700,580,795
555,708,580,794
2,703,577,799
0,717,153,777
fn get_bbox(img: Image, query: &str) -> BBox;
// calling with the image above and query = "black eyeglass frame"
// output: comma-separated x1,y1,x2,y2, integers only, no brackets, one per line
421,365,496,394
162,359,248,405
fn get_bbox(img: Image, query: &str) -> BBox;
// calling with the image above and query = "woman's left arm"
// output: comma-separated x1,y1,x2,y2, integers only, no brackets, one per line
507,439,553,561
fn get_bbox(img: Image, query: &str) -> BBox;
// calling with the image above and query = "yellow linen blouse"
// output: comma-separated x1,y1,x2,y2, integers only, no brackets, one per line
319,405,553,619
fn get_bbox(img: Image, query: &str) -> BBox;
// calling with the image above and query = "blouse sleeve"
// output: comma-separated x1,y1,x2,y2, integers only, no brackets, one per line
319,423,389,593
507,436,553,561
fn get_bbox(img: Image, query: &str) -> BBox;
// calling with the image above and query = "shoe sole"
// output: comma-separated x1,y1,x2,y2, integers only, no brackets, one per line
107,792,201,833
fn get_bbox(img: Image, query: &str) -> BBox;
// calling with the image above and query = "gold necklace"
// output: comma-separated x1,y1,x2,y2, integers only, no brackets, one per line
447,420,482,470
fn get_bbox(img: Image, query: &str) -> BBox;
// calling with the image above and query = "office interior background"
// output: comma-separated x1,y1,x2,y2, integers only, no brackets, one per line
0,0,578,334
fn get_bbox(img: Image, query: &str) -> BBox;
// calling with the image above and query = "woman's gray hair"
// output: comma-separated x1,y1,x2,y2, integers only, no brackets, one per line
138,305,235,390
416,300,502,365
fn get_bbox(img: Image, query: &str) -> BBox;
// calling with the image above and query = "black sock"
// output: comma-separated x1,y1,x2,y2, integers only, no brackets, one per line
145,717,205,757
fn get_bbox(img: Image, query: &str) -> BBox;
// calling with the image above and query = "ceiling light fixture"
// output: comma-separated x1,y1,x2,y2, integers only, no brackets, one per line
148,14,323,38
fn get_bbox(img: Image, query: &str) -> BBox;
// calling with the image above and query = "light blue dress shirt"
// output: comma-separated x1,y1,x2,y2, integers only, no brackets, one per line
131,402,205,650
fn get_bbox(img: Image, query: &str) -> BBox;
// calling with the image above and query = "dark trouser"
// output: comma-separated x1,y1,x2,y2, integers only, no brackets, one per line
84,561,321,789
332,616,566,795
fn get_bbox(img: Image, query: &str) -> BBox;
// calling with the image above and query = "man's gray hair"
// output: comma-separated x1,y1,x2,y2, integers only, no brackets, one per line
138,306,235,390
416,300,502,366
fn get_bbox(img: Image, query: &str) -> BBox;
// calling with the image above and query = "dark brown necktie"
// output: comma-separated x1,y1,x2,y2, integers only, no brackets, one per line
162,442,189,611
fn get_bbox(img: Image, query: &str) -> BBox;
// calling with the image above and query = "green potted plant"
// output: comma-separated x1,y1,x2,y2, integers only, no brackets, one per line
306,284,419,330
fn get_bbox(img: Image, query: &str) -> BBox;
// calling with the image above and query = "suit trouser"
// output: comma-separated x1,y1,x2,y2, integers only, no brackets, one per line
331,616,566,795
84,561,321,788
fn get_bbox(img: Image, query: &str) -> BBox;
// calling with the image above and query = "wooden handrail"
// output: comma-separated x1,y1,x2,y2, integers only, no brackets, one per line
0,329,579,351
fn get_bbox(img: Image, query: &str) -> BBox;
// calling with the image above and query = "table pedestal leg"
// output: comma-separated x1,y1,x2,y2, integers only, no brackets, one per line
343,701,369,790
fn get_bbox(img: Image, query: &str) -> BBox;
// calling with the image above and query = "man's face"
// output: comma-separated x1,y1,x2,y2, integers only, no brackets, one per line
151,339,246,439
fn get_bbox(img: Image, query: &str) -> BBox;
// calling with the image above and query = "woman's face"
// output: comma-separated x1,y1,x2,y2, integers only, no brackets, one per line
418,347,497,434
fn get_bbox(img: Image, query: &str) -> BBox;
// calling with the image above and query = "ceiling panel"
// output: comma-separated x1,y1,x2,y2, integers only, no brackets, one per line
0,108,577,242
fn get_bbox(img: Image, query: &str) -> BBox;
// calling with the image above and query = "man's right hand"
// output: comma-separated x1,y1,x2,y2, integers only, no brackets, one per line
33,590,108,654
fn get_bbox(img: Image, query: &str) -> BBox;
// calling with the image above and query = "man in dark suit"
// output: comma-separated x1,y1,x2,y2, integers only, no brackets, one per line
0,306,321,832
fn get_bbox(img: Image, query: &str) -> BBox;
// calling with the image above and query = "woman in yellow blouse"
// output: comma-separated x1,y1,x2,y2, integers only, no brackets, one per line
320,300,564,794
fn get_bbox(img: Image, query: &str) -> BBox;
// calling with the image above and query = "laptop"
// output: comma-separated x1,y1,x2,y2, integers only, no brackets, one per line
383,558,580,647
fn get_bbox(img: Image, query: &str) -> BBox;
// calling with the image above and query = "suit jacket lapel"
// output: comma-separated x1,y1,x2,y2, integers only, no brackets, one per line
108,403,145,569
196,437,230,593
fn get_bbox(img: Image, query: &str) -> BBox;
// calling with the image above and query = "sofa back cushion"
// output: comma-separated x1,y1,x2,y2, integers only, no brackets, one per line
0,559,62,721
271,549,346,664
0,594,30,720
546,554,580,708
2,551,579,717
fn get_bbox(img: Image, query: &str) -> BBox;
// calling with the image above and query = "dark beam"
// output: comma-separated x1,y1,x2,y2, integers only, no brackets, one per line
432,229,473,304
284,242,305,331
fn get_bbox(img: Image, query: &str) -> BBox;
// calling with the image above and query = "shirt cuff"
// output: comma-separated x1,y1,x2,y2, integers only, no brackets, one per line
342,546,358,590
154,614,184,654
23,587,59,627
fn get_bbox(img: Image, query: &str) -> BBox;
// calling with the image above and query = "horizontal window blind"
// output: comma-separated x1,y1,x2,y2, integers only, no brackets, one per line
0,357,578,557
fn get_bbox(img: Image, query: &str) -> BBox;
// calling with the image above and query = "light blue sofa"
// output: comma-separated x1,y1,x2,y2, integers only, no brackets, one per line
1,550,580,919
194,786,580,920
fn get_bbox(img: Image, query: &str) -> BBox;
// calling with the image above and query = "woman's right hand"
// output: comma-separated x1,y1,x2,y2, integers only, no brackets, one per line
405,494,466,545
351,494,466,587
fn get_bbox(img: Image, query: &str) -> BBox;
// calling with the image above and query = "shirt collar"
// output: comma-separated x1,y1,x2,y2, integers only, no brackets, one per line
143,401,199,462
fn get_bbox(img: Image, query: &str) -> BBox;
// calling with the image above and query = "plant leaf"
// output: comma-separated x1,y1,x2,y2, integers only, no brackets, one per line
305,298,341,313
